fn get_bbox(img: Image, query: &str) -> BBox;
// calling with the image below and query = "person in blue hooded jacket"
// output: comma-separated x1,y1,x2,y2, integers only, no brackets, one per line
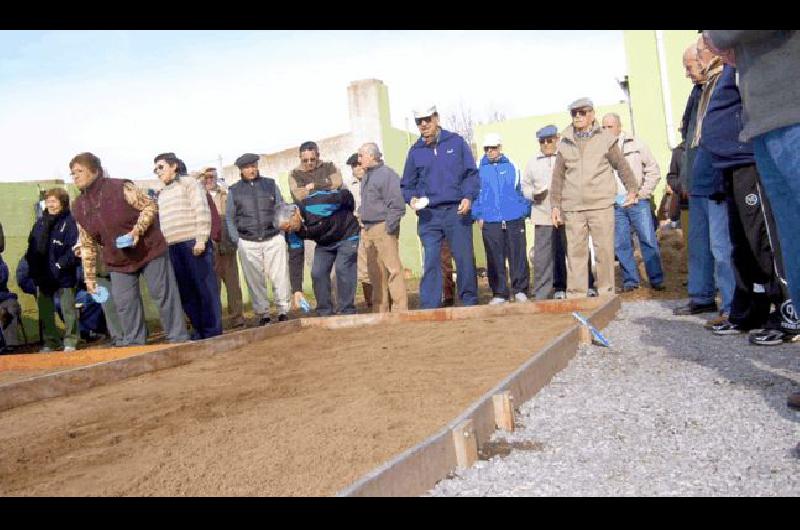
401,104,479,309
472,133,531,304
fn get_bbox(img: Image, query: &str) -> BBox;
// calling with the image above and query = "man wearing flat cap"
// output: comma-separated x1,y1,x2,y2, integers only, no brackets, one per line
522,125,570,300
550,98,639,298
226,153,291,325
400,104,479,309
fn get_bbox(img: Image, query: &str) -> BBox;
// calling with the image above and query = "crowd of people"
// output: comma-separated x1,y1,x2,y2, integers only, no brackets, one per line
0,29,796,413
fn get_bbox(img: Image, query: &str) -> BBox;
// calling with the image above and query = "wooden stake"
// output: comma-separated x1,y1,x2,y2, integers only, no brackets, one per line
578,324,592,345
492,392,515,432
451,419,478,470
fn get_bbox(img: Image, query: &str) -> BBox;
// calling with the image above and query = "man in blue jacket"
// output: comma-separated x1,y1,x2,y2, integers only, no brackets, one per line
472,133,531,304
401,104,479,309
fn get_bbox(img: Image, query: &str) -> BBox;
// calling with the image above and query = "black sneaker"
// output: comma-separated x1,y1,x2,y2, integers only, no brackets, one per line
622,285,640,293
711,320,747,335
673,301,718,315
749,328,800,346
258,316,271,326
277,314,288,322
651,283,666,291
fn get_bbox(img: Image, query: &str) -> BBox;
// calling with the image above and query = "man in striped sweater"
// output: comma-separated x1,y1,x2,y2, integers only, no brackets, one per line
154,153,222,339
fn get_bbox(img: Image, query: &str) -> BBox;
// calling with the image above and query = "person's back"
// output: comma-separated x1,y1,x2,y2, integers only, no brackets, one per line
297,188,360,246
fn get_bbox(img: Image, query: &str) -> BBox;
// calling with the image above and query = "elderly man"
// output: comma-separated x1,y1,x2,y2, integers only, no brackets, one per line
550,98,639,298
674,37,734,322
601,113,665,292
357,142,407,313
473,133,530,304
288,141,343,203
71,152,189,345
345,152,373,309
202,167,244,328
226,153,291,325
522,125,568,300
401,104,479,309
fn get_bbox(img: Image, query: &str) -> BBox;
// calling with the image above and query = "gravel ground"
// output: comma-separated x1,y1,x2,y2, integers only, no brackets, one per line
428,299,800,496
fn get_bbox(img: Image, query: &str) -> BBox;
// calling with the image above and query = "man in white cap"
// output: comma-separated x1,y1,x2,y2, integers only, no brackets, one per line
550,98,639,298
401,104,479,309
472,132,530,304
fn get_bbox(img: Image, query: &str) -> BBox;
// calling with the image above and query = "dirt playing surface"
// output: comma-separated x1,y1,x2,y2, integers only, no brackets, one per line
0,312,574,496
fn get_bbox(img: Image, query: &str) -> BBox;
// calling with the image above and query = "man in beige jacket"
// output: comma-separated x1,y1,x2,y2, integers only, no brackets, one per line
551,98,639,298
202,167,244,328
601,113,665,292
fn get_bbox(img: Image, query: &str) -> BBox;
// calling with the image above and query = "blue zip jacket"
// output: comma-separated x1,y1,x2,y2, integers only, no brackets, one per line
401,128,479,208
24,211,79,295
472,154,530,222
700,65,754,170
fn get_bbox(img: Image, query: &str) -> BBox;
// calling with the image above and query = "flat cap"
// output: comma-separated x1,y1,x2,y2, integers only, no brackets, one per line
346,153,359,167
235,153,260,168
567,97,594,111
412,104,437,119
536,125,559,139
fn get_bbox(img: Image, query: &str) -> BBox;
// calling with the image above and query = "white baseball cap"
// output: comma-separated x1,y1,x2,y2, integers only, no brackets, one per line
482,132,502,148
412,104,437,119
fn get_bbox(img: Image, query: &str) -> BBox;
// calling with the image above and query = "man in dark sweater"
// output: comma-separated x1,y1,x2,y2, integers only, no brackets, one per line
280,188,360,316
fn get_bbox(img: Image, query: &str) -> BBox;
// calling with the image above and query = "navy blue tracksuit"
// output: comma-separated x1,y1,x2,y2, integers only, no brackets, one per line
169,240,222,339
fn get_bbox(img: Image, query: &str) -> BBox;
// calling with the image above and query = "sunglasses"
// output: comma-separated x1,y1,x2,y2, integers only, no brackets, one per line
570,108,592,117
153,164,166,175
300,157,318,164
539,138,556,144
414,116,434,126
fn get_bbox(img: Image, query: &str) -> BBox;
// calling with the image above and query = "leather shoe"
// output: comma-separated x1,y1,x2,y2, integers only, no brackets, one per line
788,391,800,411
651,283,666,291
673,301,718,315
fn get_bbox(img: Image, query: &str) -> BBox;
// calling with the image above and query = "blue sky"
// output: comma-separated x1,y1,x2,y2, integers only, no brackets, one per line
0,30,627,182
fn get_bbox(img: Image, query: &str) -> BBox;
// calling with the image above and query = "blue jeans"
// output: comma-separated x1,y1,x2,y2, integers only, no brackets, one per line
687,195,735,313
417,205,478,309
311,237,359,316
614,199,664,288
753,124,800,310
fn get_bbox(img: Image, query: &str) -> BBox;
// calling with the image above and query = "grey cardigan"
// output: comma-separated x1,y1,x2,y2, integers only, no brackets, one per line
359,162,406,235
707,30,800,142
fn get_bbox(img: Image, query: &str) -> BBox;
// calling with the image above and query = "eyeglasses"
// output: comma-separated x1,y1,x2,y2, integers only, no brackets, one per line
602,125,615,129
153,164,166,175
539,138,556,144
300,157,317,164
414,116,433,126
483,146,500,151
570,108,592,118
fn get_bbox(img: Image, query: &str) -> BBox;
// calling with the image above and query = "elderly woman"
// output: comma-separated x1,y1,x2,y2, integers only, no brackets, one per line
24,188,80,352
153,153,222,339
70,152,189,346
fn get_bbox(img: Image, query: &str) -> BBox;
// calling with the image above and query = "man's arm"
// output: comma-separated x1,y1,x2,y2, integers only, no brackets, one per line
187,178,211,248
383,169,406,235
606,144,639,196
122,182,158,239
460,138,480,202
400,152,418,204
549,153,566,211
288,171,308,203
636,141,661,199
325,163,343,190
77,223,99,291
225,188,239,246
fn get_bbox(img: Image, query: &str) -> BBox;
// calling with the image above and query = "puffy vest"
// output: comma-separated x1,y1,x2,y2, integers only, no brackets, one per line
73,177,167,273
228,176,279,241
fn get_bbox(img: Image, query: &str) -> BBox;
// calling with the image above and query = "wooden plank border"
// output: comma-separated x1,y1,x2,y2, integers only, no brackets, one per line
336,295,621,497
0,296,614,417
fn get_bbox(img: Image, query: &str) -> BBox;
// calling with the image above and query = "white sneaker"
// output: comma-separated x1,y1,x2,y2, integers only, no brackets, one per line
587,288,599,298
64,346,76,352
39,346,53,353
514,292,528,303
489,297,507,305
554,291,567,300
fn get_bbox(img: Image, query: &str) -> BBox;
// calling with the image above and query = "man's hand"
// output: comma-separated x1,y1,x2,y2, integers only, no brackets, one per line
292,291,305,309
127,229,140,247
621,192,638,208
280,208,302,232
551,207,563,227
457,198,471,216
477,219,484,229
85,279,97,295
192,241,205,256
305,182,315,192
